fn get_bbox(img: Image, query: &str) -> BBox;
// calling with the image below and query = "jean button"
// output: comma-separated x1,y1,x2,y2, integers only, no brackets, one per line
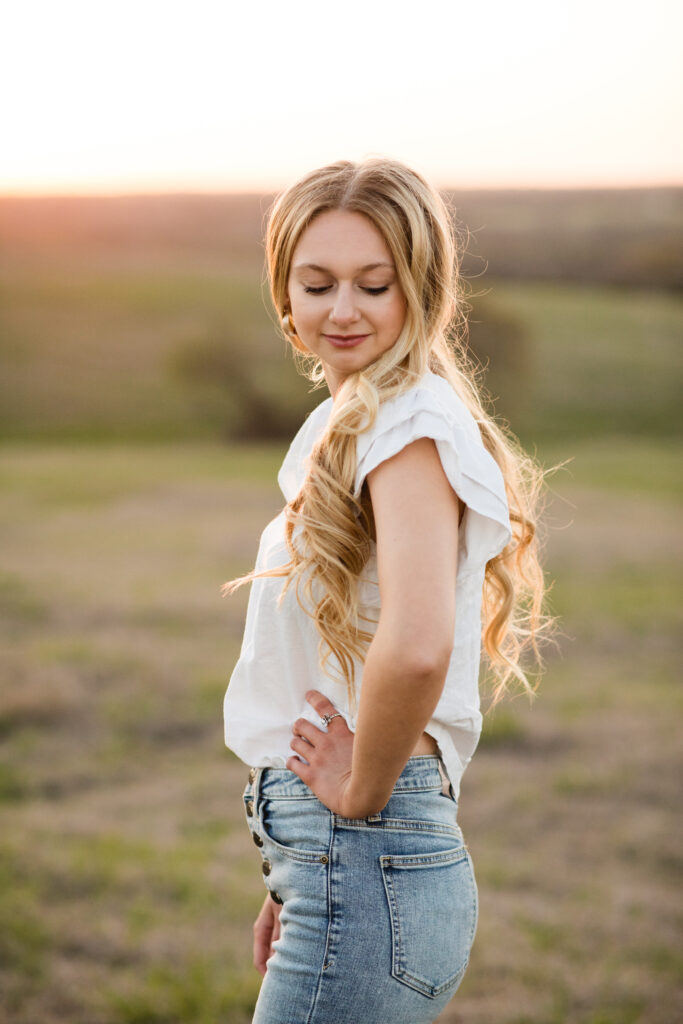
262,859,272,876
252,831,263,848
269,890,283,905
246,800,254,817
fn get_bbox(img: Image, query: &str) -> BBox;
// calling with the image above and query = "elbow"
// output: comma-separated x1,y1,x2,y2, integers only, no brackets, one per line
377,611,454,682
398,637,454,682
378,598,455,681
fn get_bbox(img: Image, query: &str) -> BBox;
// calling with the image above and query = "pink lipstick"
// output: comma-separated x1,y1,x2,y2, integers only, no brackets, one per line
324,334,368,349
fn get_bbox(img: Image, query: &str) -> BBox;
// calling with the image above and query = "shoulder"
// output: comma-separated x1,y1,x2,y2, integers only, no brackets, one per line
363,371,480,438
355,372,485,493
355,371,513,569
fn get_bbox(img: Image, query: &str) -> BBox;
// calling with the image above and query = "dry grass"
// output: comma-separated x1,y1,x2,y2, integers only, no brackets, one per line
0,438,681,1024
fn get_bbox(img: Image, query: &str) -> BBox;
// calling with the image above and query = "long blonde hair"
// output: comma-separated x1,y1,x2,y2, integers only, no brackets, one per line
225,157,555,710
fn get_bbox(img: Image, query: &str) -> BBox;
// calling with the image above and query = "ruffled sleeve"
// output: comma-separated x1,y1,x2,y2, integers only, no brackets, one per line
354,374,512,574
277,397,334,502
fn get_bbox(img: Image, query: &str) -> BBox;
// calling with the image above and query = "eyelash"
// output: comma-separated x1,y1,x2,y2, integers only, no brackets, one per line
303,285,389,296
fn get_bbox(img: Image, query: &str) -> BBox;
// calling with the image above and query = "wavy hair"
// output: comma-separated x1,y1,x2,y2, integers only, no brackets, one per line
224,157,556,711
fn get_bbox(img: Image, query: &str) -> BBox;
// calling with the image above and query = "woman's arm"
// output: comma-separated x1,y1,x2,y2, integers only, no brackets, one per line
288,437,462,816
253,894,282,976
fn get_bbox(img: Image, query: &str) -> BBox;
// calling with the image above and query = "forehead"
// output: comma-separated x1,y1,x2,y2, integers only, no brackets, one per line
291,209,394,273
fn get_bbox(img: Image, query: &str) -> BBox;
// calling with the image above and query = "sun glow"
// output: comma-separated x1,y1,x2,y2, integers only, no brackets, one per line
2,0,681,194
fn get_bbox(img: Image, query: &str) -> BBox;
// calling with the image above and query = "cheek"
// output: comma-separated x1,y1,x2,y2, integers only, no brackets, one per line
289,298,314,330
385,296,407,336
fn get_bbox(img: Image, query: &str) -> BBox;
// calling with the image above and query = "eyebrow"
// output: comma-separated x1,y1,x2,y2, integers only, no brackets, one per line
292,261,395,273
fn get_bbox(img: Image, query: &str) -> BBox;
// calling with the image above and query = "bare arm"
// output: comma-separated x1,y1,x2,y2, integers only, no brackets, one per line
288,437,462,817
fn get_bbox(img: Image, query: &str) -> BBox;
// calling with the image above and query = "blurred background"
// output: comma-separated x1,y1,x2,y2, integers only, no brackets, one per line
1,1,681,1022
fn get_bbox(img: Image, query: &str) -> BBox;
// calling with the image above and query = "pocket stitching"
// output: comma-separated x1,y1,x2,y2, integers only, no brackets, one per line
255,799,329,864
380,846,476,998
334,815,461,837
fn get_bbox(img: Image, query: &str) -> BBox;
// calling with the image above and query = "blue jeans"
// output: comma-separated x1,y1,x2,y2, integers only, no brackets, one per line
243,755,478,1024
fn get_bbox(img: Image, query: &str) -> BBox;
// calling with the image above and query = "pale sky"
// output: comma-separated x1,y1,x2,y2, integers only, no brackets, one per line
2,0,682,194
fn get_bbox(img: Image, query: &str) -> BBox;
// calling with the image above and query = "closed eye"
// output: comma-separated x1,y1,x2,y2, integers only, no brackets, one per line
302,285,390,295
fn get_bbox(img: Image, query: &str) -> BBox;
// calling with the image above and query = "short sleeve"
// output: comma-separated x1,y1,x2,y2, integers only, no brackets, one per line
354,378,512,573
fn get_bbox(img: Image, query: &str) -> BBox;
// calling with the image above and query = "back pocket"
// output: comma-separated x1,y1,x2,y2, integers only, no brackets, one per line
380,845,478,998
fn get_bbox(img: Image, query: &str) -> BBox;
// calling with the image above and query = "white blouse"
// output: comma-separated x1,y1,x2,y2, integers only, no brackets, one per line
223,371,512,800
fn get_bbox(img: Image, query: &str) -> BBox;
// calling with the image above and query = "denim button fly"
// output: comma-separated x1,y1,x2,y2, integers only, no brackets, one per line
242,756,476,1022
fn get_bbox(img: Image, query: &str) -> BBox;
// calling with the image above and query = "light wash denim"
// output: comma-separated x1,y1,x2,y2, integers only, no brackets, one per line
243,755,478,1024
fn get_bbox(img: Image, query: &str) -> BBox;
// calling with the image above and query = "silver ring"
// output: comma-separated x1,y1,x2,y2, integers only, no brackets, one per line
321,712,342,727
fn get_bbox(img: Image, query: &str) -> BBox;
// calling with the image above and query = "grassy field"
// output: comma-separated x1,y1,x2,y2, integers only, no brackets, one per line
0,429,681,1023
1,245,681,445
1,242,682,1023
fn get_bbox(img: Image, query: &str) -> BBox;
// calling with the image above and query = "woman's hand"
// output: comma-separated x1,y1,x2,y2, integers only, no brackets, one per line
287,690,356,816
253,893,282,976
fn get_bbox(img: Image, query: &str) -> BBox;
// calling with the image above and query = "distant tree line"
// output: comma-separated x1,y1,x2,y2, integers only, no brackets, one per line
1,188,679,443
446,188,682,291
1,187,680,290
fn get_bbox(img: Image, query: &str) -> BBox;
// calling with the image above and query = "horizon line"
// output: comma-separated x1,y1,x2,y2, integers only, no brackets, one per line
1,179,681,200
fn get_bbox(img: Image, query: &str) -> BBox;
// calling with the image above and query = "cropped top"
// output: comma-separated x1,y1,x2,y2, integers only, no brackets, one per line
223,370,512,800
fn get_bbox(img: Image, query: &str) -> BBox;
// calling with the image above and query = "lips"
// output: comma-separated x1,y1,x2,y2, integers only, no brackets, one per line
324,334,369,348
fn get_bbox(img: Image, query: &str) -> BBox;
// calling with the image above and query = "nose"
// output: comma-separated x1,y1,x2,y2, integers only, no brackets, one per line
329,283,361,327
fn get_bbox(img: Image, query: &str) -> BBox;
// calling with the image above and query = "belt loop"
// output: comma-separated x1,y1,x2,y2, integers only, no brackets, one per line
247,766,265,810
253,766,264,807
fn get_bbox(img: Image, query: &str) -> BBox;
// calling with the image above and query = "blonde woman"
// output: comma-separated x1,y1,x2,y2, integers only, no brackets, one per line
223,158,552,1024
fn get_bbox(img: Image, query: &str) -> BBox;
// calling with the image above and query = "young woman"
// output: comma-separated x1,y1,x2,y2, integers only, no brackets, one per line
223,157,552,1024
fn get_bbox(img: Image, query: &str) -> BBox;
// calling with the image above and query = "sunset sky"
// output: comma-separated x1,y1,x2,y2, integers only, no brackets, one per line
3,0,681,194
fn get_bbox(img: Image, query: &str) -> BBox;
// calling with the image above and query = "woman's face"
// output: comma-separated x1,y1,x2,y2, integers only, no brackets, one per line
287,209,408,396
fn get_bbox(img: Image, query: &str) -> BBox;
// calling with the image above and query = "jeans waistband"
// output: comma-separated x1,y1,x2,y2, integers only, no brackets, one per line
249,755,447,802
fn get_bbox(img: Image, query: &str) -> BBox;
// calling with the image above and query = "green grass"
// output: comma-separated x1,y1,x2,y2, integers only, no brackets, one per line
0,844,50,980
483,282,683,442
551,561,682,629
0,275,681,1022
105,960,261,1024
0,441,284,506
0,255,319,441
0,432,680,1023
1,251,681,445
537,435,682,502
478,708,526,748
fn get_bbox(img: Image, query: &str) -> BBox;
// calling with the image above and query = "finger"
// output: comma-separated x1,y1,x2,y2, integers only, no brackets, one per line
254,938,269,977
287,755,313,785
272,903,282,949
266,910,279,969
305,690,340,720
253,900,274,976
290,735,315,759
292,718,323,744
